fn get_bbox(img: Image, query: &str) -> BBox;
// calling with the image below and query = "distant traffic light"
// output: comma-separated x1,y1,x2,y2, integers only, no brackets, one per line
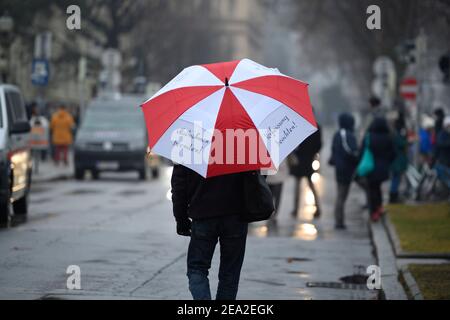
396,40,417,64
439,54,449,83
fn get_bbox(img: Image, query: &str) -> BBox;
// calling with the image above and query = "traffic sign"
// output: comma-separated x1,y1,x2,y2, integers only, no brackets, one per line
373,56,395,77
372,56,396,108
400,77,418,101
31,58,50,86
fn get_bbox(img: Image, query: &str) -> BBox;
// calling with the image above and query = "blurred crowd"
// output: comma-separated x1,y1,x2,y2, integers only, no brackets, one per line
267,96,449,229
27,102,78,173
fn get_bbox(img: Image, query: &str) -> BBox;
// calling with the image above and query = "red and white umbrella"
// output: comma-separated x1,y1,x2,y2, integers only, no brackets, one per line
141,59,317,178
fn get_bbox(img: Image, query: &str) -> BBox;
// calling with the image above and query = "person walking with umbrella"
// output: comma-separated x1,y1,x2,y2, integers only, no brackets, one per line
141,59,317,300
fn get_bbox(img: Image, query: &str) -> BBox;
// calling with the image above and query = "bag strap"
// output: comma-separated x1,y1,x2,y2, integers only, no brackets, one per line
365,133,370,148
339,129,353,155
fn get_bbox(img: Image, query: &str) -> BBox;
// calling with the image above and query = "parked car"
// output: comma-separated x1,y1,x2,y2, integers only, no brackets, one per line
74,95,157,180
0,84,32,226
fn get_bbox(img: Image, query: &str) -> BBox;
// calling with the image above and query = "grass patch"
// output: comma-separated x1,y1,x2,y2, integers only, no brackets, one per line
387,202,450,253
409,264,450,300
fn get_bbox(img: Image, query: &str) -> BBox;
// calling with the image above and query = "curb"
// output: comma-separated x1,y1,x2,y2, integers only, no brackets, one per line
369,219,408,300
32,173,73,184
400,265,424,300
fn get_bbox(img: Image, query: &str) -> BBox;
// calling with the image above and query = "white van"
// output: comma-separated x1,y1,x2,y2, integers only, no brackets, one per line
0,84,32,227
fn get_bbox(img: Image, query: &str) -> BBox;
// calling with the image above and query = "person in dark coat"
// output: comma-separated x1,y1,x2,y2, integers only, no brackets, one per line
329,113,359,229
434,108,445,137
171,165,248,300
289,126,322,218
362,117,395,222
389,115,409,203
434,116,450,190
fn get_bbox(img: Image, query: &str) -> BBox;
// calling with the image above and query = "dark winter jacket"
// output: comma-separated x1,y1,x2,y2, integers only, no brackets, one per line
171,165,246,221
330,113,359,184
435,130,450,167
290,126,322,177
364,117,395,182
391,131,409,174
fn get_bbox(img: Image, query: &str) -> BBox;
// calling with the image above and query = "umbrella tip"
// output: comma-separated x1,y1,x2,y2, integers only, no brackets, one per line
225,77,229,87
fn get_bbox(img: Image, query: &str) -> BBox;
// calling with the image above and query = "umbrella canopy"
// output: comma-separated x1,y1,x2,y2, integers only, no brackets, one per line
141,58,317,178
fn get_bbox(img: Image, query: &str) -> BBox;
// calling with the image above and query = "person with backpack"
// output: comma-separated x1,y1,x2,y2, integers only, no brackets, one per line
359,117,395,222
329,113,359,229
171,165,249,300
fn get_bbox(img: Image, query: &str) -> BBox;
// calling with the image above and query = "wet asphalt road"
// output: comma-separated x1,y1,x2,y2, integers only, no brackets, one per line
0,133,379,300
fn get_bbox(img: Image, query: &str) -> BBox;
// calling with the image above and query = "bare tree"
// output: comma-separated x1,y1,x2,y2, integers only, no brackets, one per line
287,0,450,102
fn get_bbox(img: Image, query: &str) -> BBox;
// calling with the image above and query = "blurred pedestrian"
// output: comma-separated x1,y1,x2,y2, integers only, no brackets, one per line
362,117,395,222
26,101,38,121
354,96,385,210
419,115,435,166
289,126,322,219
434,116,450,190
389,114,408,203
329,113,359,229
266,160,289,222
171,165,248,300
50,105,75,166
29,106,50,173
358,96,384,143
433,108,446,137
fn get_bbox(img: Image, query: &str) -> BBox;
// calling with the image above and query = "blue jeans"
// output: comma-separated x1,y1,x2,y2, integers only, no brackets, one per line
187,215,248,300
390,173,402,193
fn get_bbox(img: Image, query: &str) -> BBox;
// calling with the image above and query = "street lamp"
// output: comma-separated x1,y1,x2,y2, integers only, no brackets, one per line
0,12,14,83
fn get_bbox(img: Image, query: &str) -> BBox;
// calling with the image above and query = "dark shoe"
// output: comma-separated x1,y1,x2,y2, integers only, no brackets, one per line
389,192,399,203
335,224,347,230
291,210,298,218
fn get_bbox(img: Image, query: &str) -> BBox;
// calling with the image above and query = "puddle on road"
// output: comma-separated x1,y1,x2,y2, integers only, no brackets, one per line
248,221,318,240
245,278,285,287
286,271,310,279
292,223,317,241
117,190,147,197
286,257,312,263
306,281,368,290
82,259,113,264
30,185,51,194
286,270,309,275
12,212,59,226
30,197,52,204
340,274,369,285
65,189,103,196
267,257,312,263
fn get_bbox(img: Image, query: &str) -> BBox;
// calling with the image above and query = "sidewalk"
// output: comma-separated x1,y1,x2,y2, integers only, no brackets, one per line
43,168,381,300
42,132,382,300
32,159,73,183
